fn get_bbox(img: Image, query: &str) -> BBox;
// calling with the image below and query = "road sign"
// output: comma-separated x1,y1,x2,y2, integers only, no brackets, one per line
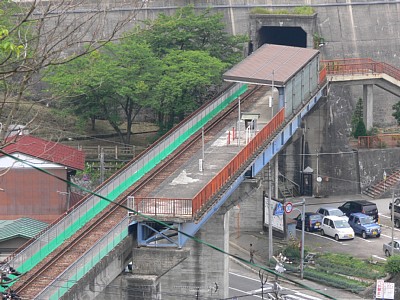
284,202,293,214
274,203,284,216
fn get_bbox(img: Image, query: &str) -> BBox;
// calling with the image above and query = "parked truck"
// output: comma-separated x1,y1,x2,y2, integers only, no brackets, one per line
389,198,400,228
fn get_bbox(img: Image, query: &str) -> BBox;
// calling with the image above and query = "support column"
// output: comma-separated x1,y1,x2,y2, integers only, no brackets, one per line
363,84,374,130
158,213,229,299
278,87,285,111
274,156,279,199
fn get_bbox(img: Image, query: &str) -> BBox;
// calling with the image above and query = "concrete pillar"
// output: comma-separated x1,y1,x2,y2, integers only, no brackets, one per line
278,87,285,111
158,213,229,300
274,156,279,199
363,84,374,130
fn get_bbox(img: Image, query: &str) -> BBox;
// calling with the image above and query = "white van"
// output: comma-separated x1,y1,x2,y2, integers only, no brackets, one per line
320,215,354,241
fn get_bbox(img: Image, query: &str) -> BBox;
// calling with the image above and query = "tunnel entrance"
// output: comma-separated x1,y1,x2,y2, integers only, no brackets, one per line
258,26,307,48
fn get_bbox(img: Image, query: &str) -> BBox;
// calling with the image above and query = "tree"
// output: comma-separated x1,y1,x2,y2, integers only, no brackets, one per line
0,0,142,146
154,50,227,130
392,101,400,125
141,6,247,65
45,37,162,145
354,119,366,138
351,97,363,137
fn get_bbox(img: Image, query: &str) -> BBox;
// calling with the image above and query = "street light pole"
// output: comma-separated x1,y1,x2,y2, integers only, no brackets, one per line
291,199,306,280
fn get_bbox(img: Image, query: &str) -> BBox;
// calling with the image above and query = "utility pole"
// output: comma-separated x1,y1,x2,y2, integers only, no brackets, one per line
99,148,105,183
268,163,273,262
391,189,395,256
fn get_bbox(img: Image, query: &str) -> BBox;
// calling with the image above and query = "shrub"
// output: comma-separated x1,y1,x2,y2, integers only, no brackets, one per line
293,6,315,15
385,255,400,274
304,268,368,292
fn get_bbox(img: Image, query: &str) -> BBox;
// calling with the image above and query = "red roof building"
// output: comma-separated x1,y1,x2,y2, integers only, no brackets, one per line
0,135,85,223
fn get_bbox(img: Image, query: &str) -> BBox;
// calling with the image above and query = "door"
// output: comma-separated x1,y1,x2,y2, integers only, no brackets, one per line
302,173,313,196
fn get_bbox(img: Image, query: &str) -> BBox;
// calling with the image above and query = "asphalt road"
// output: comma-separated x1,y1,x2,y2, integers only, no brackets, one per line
287,197,398,262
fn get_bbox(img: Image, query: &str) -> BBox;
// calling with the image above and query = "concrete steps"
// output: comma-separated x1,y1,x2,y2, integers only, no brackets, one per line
363,169,400,198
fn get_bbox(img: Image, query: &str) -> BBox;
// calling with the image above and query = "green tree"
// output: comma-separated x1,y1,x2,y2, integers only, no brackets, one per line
392,101,400,125
351,97,363,137
154,50,227,130
354,119,367,138
45,38,162,145
141,5,247,65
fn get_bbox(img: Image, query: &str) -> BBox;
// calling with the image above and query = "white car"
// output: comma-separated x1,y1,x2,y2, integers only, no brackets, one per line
316,206,349,222
320,216,354,241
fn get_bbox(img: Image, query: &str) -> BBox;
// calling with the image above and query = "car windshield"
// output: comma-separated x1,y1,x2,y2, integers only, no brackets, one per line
310,215,321,221
330,209,345,217
363,205,376,212
360,216,374,225
334,220,350,228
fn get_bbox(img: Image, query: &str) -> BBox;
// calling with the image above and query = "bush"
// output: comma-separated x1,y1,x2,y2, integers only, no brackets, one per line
385,255,400,274
293,6,315,15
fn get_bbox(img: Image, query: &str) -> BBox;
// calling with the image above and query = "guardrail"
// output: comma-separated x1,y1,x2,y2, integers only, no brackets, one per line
132,108,285,218
322,58,400,81
358,134,400,149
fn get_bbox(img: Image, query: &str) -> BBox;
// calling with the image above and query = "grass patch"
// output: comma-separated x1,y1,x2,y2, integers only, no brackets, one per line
315,252,386,280
250,6,314,15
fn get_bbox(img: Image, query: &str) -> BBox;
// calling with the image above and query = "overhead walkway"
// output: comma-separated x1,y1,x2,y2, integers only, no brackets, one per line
11,46,400,298
1,45,328,299
323,58,400,130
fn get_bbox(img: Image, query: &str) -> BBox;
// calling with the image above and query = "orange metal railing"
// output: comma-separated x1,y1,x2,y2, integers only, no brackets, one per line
131,109,285,218
358,134,400,149
192,108,285,216
321,58,400,81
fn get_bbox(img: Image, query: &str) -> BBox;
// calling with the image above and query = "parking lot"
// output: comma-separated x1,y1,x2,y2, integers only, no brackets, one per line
287,196,398,262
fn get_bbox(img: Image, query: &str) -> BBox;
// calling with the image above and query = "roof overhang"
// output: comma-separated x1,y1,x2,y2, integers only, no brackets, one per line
223,44,319,87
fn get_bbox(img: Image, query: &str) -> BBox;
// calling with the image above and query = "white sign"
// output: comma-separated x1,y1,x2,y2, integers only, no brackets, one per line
376,280,395,299
264,197,284,232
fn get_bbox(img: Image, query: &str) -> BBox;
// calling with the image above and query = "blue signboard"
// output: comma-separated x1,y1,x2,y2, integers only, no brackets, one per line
274,202,284,216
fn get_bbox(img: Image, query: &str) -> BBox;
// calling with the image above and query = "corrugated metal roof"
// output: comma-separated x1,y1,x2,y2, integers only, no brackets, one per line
223,44,319,86
1,135,85,170
0,218,48,242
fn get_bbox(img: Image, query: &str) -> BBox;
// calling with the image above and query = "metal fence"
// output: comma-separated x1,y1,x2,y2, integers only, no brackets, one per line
358,134,400,149
36,216,129,300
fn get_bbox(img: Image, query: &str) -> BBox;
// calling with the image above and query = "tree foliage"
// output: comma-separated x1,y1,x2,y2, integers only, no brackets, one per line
0,0,141,145
45,5,246,140
385,255,400,274
140,6,247,65
351,97,364,137
392,101,400,125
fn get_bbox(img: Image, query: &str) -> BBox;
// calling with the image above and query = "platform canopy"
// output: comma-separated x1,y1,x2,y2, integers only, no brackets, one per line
223,44,319,87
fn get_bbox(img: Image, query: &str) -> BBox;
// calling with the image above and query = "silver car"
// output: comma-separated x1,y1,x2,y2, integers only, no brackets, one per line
383,239,400,257
316,206,349,222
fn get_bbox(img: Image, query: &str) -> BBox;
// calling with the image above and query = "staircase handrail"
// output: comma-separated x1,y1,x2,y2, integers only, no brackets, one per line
322,58,400,81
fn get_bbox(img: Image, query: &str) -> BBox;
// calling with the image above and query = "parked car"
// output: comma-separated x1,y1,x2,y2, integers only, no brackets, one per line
383,239,400,257
320,216,355,241
338,200,379,223
348,213,381,238
293,212,322,232
316,206,349,221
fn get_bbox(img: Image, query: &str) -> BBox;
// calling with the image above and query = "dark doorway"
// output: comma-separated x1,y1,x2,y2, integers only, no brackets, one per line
301,173,313,196
258,26,307,48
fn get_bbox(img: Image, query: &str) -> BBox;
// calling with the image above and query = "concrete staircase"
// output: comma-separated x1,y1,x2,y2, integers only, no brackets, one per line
363,169,400,198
